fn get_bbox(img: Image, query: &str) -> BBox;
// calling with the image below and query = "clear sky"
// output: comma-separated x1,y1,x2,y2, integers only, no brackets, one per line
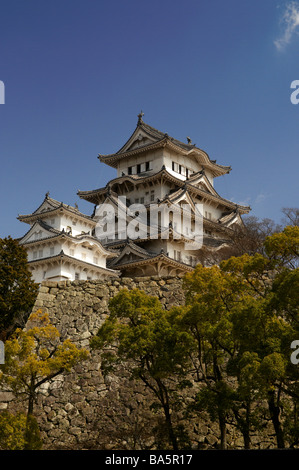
0,0,298,238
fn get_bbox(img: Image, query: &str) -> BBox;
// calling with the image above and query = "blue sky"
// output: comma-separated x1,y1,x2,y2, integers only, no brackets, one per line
0,0,298,238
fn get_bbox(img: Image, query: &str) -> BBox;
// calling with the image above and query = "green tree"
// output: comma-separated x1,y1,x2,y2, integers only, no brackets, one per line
182,262,258,449
182,225,298,449
264,225,299,269
0,410,42,450
0,309,89,448
0,237,38,339
91,289,194,450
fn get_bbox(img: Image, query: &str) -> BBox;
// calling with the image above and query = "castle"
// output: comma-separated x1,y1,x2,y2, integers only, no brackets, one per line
18,114,250,282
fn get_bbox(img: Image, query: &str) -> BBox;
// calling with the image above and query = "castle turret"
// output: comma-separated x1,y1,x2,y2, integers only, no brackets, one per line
18,193,118,283
78,114,250,277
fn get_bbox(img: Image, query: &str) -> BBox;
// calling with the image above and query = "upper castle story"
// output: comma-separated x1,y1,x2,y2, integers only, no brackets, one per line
98,112,231,188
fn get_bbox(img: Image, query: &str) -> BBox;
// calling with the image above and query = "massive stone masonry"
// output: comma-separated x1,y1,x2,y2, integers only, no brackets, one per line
0,276,275,450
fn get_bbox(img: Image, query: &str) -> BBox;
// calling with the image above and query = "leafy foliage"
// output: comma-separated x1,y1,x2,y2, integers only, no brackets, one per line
91,288,194,450
0,310,89,417
91,222,298,449
0,237,38,338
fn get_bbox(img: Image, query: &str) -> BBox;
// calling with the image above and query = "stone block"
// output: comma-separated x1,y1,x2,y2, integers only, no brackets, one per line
37,292,56,302
39,286,49,293
42,281,59,288
50,288,59,295
0,392,14,402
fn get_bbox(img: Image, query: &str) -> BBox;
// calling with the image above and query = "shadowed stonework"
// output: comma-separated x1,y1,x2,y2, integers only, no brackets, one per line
1,277,275,450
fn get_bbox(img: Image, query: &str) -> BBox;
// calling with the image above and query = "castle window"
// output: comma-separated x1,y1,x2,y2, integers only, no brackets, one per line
33,251,37,259
189,256,197,267
150,190,155,202
136,164,141,174
50,247,54,255
145,161,150,171
93,256,98,264
128,165,136,175
70,249,74,256
172,162,178,172
34,231,42,240
75,272,80,280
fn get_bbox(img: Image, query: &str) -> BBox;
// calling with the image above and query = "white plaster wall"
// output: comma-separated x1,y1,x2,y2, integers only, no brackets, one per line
53,214,93,236
30,261,106,283
26,240,64,261
117,149,163,177
117,147,215,189
202,204,223,221
72,242,107,269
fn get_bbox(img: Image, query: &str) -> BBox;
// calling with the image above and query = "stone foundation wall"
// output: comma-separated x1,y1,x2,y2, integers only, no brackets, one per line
1,276,276,450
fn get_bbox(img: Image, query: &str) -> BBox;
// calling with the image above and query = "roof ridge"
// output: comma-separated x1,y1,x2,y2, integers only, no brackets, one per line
140,120,197,151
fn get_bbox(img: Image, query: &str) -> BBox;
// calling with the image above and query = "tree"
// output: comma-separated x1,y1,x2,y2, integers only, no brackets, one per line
264,225,299,269
282,207,299,227
236,216,282,256
197,215,282,266
0,310,89,448
182,262,260,449
181,225,299,449
0,411,42,450
0,237,38,339
91,289,194,450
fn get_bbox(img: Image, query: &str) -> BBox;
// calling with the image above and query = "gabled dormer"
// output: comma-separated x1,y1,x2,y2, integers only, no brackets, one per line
19,220,60,244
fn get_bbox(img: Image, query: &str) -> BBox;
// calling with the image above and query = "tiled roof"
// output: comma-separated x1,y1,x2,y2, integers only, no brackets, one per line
98,117,231,175
18,194,95,223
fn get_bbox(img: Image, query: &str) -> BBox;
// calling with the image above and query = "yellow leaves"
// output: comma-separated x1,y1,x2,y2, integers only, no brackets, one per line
0,309,89,396
50,339,90,372
26,310,60,343
265,225,299,255
0,412,28,450
27,309,50,325
264,225,299,269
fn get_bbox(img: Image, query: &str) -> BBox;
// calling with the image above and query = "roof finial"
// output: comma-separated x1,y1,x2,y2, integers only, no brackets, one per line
45,191,50,198
187,136,192,144
137,110,144,123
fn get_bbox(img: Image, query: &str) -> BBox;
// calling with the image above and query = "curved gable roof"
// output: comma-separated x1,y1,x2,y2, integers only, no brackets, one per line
98,117,231,176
